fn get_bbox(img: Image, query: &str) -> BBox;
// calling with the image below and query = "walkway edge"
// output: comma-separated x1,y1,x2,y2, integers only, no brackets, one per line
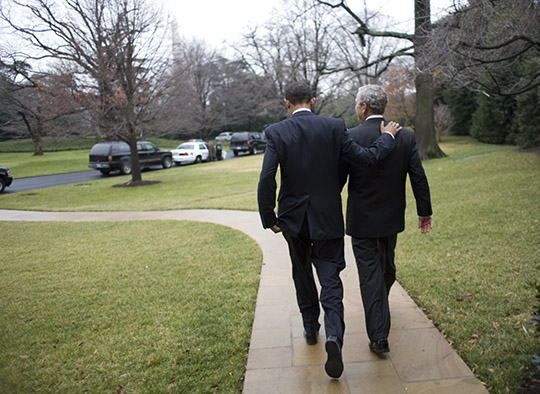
0,209,487,393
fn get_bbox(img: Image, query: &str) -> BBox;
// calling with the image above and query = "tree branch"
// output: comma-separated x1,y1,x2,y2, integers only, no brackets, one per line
316,0,414,44
459,35,540,51
320,45,414,75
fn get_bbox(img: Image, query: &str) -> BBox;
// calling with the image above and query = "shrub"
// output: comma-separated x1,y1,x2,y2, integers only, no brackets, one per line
442,85,478,136
509,85,540,148
470,93,515,144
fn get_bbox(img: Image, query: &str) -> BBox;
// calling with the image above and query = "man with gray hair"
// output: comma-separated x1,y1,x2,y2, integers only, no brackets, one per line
341,84,433,353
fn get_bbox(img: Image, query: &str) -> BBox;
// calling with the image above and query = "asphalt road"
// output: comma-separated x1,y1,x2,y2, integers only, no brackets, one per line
2,149,246,194
5,170,106,194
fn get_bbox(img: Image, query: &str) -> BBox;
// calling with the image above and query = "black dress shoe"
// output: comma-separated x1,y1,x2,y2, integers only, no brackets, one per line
324,336,343,378
304,331,318,345
369,338,389,353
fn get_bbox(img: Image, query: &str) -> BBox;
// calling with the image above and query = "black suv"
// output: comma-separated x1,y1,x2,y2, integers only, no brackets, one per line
88,141,173,175
0,167,13,193
230,132,267,156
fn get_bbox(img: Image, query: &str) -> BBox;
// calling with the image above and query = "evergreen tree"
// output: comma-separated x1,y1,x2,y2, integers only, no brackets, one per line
442,85,478,136
509,85,540,148
470,93,515,144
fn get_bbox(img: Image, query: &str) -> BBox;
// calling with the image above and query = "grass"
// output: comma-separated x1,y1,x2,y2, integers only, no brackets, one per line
0,136,100,152
396,137,540,393
0,155,263,212
0,135,539,393
0,150,90,178
0,137,187,178
0,221,261,393
0,136,185,154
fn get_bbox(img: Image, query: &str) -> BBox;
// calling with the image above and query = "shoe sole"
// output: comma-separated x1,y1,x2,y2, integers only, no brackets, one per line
325,340,343,378
370,347,389,354
369,342,390,353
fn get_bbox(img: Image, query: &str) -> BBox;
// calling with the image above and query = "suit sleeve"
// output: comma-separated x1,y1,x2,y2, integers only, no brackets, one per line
338,158,349,190
341,127,396,167
257,132,279,229
407,137,433,217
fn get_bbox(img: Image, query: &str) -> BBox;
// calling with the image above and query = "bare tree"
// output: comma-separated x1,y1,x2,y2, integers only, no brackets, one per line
1,0,170,184
174,38,220,139
237,0,358,115
317,0,446,159
432,0,540,96
0,58,81,155
210,58,279,132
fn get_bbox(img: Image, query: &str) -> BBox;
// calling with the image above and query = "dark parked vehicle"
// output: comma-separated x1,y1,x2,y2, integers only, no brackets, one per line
88,141,173,175
229,132,267,156
0,167,13,193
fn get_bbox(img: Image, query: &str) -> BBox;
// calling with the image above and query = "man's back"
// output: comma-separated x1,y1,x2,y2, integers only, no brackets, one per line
261,111,347,240
345,118,431,238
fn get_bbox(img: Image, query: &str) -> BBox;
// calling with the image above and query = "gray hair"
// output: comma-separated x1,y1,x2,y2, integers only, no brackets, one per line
355,85,388,114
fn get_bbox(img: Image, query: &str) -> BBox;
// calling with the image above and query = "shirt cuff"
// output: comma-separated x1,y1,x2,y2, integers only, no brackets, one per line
383,131,395,139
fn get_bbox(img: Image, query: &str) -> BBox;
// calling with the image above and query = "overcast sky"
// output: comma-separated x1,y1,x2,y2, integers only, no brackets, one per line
169,0,462,47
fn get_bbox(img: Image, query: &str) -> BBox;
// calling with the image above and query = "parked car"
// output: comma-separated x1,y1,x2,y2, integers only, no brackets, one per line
172,141,210,165
0,167,13,193
229,132,267,156
215,132,233,141
88,141,173,175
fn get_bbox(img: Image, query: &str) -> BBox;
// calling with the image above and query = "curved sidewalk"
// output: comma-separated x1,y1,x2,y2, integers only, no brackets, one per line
0,209,487,394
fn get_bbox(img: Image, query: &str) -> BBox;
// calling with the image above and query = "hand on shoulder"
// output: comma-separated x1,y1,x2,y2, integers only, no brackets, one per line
380,121,402,137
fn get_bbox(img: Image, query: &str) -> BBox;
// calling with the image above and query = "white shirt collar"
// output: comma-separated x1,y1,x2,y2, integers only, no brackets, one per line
365,115,384,121
292,108,312,115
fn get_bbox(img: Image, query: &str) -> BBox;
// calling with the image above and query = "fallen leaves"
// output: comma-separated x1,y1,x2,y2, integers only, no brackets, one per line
469,334,480,344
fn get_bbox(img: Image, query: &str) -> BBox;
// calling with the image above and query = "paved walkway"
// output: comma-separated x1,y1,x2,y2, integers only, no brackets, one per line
0,209,487,394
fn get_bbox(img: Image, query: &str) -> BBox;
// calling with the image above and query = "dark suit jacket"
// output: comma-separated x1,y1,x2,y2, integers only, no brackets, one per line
257,110,396,240
342,117,432,238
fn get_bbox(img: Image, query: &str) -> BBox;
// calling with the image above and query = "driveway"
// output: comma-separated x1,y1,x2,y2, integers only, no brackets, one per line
4,167,164,194
3,150,246,194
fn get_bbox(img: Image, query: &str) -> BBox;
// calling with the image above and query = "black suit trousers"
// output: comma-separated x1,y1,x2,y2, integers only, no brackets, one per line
351,234,397,342
282,218,346,340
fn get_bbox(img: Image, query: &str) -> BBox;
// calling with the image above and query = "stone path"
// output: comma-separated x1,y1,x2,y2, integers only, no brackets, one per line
0,209,488,393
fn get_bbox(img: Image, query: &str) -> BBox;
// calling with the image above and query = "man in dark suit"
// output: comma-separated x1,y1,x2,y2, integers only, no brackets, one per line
342,84,432,354
257,82,401,379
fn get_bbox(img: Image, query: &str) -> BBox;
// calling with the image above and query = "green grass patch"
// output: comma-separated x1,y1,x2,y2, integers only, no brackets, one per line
396,136,540,393
0,137,187,178
0,137,100,152
0,220,261,393
0,150,90,178
0,137,185,153
0,155,263,212
1,135,539,393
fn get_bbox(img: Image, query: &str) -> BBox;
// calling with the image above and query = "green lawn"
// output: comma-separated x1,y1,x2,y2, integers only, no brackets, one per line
0,137,184,154
0,150,90,178
0,221,261,394
397,138,539,393
0,137,186,178
1,136,539,393
0,154,262,212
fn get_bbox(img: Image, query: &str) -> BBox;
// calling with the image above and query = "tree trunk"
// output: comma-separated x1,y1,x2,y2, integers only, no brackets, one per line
20,112,43,156
414,0,445,159
128,136,142,183
33,118,44,156
415,72,444,158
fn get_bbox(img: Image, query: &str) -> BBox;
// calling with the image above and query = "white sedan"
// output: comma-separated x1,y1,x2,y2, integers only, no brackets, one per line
215,132,233,141
171,142,210,165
